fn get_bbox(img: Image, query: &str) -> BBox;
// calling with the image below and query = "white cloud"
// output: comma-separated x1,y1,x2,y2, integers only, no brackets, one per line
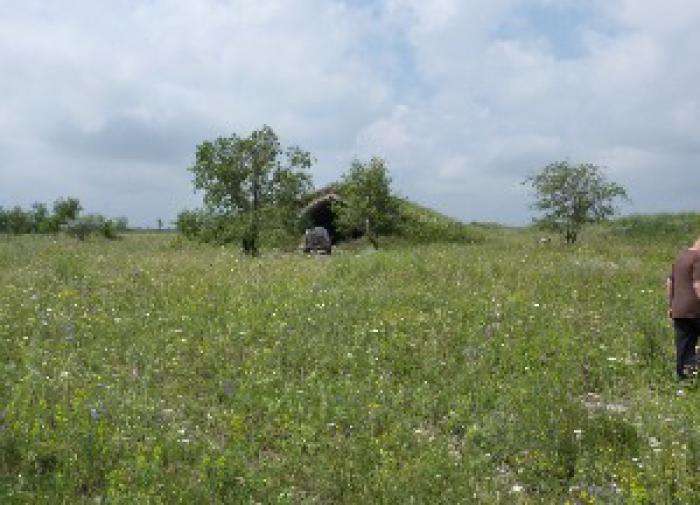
1,0,699,226
350,0,700,223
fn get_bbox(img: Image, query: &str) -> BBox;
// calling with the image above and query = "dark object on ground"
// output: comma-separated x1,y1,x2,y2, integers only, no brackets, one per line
303,227,332,254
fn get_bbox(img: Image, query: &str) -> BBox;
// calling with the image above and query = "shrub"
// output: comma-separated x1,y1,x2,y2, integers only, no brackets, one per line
64,214,120,241
175,209,208,240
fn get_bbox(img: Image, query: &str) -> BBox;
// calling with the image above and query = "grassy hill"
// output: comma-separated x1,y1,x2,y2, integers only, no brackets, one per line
1,220,698,502
393,198,486,245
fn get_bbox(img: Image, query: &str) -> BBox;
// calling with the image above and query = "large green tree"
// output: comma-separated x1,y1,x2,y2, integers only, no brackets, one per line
189,125,313,255
334,157,399,249
524,161,628,244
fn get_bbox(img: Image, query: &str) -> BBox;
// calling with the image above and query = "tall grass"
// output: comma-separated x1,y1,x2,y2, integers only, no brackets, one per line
0,227,697,503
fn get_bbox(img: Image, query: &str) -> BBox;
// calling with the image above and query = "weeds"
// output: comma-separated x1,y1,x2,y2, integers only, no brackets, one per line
0,229,695,502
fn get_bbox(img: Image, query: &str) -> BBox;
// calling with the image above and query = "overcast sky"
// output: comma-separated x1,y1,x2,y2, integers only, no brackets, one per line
1,0,699,227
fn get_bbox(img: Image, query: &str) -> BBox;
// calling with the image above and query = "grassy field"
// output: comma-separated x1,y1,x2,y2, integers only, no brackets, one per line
1,225,698,503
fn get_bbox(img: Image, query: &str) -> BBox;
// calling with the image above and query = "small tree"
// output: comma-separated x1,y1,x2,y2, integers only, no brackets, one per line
524,161,628,244
0,207,8,234
30,202,50,232
53,197,82,224
6,206,33,234
189,125,313,255
65,214,119,241
114,217,129,232
334,157,399,248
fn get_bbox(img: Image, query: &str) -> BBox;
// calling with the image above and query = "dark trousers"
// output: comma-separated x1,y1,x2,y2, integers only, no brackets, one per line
674,318,700,378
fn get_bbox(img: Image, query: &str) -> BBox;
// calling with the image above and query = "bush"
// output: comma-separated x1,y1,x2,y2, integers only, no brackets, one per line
5,207,33,234
176,208,302,250
64,215,120,241
114,217,129,232
175,209,208,240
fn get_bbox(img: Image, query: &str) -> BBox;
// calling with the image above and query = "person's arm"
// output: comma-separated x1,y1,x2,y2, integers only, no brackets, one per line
694,280,700,299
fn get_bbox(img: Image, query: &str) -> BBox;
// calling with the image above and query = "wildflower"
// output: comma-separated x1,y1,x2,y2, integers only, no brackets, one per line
511,484,524,493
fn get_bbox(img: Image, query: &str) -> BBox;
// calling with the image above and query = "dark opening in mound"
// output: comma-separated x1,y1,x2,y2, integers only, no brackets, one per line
306,200,339,242
301,194,351,243
301,192,364,244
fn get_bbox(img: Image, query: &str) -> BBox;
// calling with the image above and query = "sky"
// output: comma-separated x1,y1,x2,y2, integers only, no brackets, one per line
1,0,699,227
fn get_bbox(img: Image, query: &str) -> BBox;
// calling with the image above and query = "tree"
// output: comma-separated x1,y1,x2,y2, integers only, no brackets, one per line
65,214,119,241
114,217,129,232
0,207,8,234
6,206,33,234
334,157,399,249
189,125,313,255
175,209,206,239
30,202,51,233
524,161,628,244
53,197,82,224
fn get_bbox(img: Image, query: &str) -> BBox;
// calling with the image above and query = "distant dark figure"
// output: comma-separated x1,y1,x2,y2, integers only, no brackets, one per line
667,236,700,379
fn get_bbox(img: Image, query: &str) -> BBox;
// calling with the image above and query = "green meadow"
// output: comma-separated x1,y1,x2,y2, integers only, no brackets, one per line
1,222,699,503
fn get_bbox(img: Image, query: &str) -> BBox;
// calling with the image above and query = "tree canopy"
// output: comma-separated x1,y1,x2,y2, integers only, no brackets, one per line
53,197,82,224
524,161,628,244
188,125,313,254
334,157,399,248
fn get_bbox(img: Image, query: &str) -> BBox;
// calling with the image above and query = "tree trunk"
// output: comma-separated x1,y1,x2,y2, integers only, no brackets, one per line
244,166,261,257
250,177,260,257
366,217,378,249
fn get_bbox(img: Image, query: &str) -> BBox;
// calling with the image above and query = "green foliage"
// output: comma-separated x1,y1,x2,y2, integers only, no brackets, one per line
0,197,84,235
524,161,628,244
189,125,313,255
30,202,51,233
64,214,120,241
176,208,299,250
52,197,82,224
175,209,206,239
334,157,399,248
4,206,34,234
114,217,129,232
0,196,121,241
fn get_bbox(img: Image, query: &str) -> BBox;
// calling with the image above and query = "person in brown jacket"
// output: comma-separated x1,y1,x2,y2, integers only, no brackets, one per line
668,237,700,379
